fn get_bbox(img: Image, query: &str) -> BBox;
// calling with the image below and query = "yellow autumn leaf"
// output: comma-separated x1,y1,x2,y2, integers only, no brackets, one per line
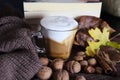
85,27,110,57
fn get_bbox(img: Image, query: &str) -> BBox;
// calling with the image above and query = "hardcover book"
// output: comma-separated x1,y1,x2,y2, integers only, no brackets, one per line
24,0,102,18
23,0,102,31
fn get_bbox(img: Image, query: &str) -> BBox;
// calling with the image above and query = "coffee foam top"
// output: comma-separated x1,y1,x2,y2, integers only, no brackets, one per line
40,16,78,31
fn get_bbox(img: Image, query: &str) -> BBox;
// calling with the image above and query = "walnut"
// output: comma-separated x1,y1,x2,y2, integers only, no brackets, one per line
84,66,95,74
76,51,86,57
53,69,69,80
66,60,81,73
80,60,88,67
95,67,103,74
37,66,52,80
50,58,64,70
73,55,84,61
39,57,49,66
88,58,97,66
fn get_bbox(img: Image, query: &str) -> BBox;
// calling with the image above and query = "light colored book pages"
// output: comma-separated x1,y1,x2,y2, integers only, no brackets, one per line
24,0,87,3
24,2,102,19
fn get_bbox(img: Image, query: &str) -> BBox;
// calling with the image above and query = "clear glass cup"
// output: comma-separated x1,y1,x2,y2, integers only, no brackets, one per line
40,16,78,59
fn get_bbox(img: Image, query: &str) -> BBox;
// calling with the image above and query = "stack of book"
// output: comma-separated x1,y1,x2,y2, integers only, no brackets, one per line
23,0,102,31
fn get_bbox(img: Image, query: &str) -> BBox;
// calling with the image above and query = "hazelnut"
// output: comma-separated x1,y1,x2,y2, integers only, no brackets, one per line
37,66,52,80
76,51,86,57
51,58,64,70
88,58,97,66
95,67,103,74
80,60,88,67
39,57,49,66
73,55,84,61
53,69,69,80
75,75,86,80
84,66,95,74
66,60,81,73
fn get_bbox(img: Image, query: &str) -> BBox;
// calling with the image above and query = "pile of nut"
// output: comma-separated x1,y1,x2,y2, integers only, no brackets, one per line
36,51,104,80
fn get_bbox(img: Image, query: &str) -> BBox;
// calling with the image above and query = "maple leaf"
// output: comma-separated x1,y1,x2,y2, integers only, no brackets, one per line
85,27,110,57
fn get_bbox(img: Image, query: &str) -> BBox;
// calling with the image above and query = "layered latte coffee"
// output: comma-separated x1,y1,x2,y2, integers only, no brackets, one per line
40,16,78,59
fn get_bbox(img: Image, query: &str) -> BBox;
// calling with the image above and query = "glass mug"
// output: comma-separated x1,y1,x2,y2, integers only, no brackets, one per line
37,16,78,59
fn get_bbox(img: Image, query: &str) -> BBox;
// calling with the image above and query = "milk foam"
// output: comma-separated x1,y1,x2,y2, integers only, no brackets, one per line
40,16,78,42
40,16,78,31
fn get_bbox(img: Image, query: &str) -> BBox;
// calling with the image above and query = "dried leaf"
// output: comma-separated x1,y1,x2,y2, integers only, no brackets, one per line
86,27,110,56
